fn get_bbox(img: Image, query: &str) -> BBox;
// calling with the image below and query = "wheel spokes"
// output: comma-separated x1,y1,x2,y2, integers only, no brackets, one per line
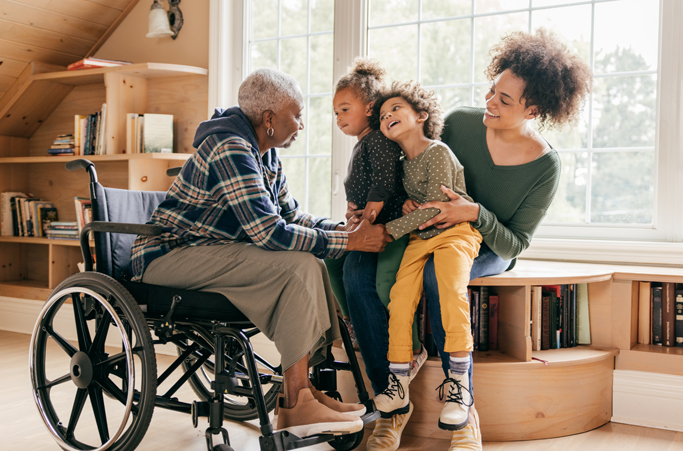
96,377,139,415
38,373,72,391
46,327,78,358
96,352,126,370
72,293,92,352
89,309,112,355
66,388,88,439
88,384,110,444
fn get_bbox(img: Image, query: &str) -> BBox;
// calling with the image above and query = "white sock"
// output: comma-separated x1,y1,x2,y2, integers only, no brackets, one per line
389,362,411,377
449,356,470,375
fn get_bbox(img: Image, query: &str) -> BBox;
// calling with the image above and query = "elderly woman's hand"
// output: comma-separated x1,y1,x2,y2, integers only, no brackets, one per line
418,185,480,230
346,216,392,252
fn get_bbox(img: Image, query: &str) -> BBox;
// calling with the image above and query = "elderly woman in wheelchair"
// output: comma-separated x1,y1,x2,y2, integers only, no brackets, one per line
29,68,388,451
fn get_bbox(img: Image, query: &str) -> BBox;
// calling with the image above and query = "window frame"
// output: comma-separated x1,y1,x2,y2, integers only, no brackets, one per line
212,0,683,266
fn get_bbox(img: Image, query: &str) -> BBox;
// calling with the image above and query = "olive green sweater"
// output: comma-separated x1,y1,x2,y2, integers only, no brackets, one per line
441,107,561,261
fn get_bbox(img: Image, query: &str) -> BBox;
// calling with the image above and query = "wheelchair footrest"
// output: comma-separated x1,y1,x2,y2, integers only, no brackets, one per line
361,399,380,425
260,430,337,451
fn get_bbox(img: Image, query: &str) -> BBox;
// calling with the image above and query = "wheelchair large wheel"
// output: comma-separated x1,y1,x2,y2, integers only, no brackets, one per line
30,272,157,451
177,327,281,421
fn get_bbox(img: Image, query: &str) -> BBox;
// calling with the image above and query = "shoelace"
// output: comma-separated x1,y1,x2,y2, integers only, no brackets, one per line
380,373,405,400
436,377,474,407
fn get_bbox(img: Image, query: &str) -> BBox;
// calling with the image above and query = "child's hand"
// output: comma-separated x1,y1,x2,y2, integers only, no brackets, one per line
345,202,363,223
361,201,384,224
402,199,421,215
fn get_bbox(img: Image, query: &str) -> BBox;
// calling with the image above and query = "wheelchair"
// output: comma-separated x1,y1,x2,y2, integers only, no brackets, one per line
29,159,377,451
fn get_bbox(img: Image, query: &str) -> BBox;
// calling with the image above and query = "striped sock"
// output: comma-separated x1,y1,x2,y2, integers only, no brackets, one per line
389,362,411,377
449,356,470,375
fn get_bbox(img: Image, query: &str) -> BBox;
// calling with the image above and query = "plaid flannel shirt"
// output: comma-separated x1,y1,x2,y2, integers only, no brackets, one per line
130,113,347,281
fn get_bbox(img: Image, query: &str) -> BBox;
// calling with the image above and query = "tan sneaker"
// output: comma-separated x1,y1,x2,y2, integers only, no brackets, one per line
276,388,364,437
366,401,414,451
448,404,482,450
310,385,366,417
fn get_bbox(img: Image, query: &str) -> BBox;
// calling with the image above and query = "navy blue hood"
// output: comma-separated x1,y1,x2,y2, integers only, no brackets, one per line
193,107,260,151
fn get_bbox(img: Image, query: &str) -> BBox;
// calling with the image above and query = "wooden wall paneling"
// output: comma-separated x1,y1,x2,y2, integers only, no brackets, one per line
0,58,29,79
587,279,613,348
0,74,16,93
0,243,23,282
26,242,49,285
86,0,141,58
496,285,531,362
87,0,134,10
104,72,147,155
610,279,633,350
0,162,29,193
0,135,29,158
0,80,73,138
146,74,209,154
14,0,123,26
48,244,81,289
128,159,177,192
0,62,64,125
29,83,106,156
0,0,107,42
616,347,683,377
0,38,80,67
0,20,93,56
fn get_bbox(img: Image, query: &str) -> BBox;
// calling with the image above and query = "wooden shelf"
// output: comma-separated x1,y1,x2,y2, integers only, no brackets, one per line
469,259,614,286
0,280,52,301
0,236,81,246
0,153,192,164
616,345,683,377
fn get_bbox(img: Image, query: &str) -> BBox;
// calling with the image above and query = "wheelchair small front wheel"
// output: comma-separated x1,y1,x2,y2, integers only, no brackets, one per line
329,429,365,451
29,272,157,451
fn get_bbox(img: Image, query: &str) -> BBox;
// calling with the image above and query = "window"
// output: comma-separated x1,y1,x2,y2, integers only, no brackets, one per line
218,0,683,264
245,0,335,218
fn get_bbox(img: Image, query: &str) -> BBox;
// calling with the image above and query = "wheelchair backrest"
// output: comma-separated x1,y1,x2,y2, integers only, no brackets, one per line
91,182,167,280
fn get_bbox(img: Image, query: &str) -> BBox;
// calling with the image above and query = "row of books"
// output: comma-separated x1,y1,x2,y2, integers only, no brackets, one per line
126,113,174,154
531,284,591,351
637,282,683,347
47,134,76,156
0,193,92,239
73,104,108,156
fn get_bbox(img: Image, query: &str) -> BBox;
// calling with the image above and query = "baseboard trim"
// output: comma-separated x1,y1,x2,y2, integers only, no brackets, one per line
612,369,683,432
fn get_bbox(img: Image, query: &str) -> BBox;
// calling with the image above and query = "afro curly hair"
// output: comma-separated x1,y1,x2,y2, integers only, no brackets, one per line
335,56,386,105
370,81,444,140
485,28,592,130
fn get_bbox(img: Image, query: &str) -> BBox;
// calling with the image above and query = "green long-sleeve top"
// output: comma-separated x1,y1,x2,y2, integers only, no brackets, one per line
441,107,561,261
385,141,471,240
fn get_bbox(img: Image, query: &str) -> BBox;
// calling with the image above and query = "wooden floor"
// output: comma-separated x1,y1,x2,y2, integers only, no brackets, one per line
2,330,681,451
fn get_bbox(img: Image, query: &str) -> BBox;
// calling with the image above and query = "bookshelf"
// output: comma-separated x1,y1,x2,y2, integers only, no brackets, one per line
335,259,682,441
0,61,206,300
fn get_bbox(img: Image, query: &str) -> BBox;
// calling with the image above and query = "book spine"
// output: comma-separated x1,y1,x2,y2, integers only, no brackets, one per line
473,291,480,351
561,285,568,348
479,286,489,352
638,281,652,345
570,284,577,347
488,295,499,351
676,288,683,348
663,283,676,347
542,295,550,350
652,286,663,345
549,292,558,349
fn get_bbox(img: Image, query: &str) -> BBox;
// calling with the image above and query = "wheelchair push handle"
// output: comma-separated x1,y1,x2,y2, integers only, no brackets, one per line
167,166,181,177
65,158,98,184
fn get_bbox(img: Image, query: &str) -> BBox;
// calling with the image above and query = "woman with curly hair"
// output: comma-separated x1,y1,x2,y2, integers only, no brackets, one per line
343,29,592,451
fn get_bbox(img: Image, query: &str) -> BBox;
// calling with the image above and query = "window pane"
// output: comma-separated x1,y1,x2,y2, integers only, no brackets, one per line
434,87,470,113
250,41,278,70
310,34,334,94
281,157,306,206
308,96,332,155
421,0,470,20
592,74,657,148
531,5,591,66
368,25,418,82
590,151,654,224
545,152,588,224
281,0,308,37
472,86,487,108
252,0,279,39
421,19,471,86
537,107,588,150
594,0,659,74
280,37,308,93
369,0,418,27
532,0,580,6
308,157,332,217
474,13,528,83
475,0,529,14
311,0,334,33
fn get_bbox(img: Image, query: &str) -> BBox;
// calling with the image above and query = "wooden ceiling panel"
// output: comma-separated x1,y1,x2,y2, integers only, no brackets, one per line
0,0,140,109
0,0,107,41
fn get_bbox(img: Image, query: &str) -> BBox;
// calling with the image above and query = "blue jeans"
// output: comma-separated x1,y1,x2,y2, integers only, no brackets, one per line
344,243,510,394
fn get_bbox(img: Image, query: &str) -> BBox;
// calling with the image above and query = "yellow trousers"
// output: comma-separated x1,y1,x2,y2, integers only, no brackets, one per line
387,223,481,362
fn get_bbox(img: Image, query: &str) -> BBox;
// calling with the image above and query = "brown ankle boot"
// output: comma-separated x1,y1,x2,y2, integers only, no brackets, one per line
276,388,364,437
310,386,366,417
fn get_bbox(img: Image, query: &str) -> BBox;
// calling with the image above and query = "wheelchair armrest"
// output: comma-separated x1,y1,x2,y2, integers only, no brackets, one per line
79,222,163,272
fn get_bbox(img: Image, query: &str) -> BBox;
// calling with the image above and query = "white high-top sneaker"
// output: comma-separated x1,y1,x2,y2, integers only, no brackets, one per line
438,369,473,430
373,373,410,417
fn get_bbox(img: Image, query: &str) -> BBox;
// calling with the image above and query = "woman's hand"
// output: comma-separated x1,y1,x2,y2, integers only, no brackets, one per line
418,185,480,230
402,199,421,216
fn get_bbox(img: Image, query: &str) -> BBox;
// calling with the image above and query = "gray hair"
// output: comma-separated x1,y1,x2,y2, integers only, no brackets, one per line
238,68,303,124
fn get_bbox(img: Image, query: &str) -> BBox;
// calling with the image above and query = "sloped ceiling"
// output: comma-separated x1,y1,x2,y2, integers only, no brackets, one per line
0,0,140,100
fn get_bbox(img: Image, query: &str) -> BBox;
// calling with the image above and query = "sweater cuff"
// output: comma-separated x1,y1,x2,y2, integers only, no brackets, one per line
472,203,492,232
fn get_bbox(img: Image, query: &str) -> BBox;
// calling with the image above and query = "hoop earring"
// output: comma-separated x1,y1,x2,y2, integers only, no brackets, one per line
267,127,274,137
